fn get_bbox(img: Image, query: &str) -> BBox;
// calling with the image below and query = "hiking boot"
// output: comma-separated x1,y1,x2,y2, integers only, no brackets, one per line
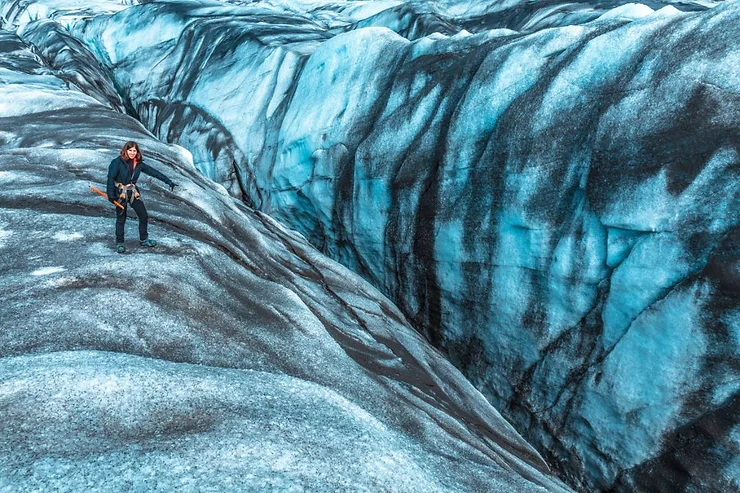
140,239,157,248
116,243,126,254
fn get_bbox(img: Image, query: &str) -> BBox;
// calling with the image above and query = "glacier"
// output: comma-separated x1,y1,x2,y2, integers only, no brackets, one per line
0,27,572,492
1,0,738,491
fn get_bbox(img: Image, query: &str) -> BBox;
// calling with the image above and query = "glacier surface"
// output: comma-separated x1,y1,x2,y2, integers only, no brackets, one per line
1,0,738,490
0,27,571,492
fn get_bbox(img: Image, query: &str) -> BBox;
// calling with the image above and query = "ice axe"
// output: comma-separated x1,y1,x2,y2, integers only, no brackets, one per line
90,185,124,210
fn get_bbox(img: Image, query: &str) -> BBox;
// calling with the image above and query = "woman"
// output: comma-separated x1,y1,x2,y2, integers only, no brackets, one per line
107,141,177,253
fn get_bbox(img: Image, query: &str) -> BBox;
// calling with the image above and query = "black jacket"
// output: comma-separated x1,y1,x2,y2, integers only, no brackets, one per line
107,156,173,200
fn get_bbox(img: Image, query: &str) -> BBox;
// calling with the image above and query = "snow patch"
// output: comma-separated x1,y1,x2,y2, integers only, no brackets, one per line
597,3,654,22
53,232,83,242
0,171,21,184
0,229,13,249
652,5,683,18
31,266,67,276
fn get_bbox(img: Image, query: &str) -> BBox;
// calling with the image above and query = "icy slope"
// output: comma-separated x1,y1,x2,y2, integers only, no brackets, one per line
0,30,570,492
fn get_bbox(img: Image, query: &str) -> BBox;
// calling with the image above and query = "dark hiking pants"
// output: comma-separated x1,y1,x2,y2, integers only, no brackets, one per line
115,198,148,243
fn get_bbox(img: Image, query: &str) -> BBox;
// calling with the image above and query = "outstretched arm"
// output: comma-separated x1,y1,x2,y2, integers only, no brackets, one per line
140,162,174,187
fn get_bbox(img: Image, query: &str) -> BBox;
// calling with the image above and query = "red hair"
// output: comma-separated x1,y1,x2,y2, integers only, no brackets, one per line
120,141,142,162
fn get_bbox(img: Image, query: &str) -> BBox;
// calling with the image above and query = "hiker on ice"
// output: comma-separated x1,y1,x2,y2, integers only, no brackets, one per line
107,141,177,253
